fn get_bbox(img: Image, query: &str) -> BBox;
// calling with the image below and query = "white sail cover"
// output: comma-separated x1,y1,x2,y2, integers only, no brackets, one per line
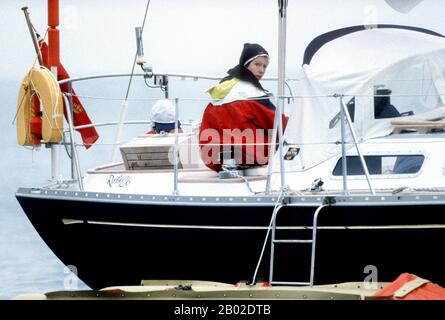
285,26,445,170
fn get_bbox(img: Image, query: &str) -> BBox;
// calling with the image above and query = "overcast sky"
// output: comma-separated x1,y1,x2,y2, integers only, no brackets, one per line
1,0,444,81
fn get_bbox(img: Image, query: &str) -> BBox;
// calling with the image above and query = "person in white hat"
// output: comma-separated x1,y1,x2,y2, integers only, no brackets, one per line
147,99,182,134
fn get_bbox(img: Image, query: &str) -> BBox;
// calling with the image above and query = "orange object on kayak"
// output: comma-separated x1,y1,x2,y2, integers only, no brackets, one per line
374,273,445,300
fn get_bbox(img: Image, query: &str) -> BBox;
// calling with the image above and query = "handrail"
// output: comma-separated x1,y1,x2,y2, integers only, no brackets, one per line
340,96,348,195
72,120,152,131
173,98,180,196
68,82,75,180
63,94,84,191
58,72,295,197
58,72,297,85
70,120,199,132
309,203,329,286
58,91,440,197
57,71,419,197
339,95,376,196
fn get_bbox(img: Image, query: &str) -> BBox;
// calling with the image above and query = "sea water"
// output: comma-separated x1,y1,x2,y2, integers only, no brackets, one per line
0,76,215,299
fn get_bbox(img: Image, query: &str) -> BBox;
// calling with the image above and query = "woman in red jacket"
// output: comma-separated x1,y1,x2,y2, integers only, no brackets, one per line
199,43,288,172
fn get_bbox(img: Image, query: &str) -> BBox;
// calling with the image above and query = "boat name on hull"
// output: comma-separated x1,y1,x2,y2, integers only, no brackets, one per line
106,175,131,188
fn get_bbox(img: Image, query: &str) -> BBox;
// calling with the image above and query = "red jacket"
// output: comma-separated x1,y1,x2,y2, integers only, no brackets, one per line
199,99,288,172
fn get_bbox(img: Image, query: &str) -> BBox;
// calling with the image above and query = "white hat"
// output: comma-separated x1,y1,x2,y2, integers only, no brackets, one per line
150,99,176,123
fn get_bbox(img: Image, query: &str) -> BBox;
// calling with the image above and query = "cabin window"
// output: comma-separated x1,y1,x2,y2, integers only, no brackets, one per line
332,155,424,176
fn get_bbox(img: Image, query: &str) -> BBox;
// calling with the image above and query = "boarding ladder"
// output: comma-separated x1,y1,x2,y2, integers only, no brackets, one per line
269,200,331,286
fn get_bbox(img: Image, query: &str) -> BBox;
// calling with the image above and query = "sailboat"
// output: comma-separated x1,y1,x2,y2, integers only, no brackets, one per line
15,0,445,290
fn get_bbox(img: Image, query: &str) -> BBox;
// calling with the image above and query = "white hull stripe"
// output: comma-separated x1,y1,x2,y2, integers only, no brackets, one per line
62,219,445,230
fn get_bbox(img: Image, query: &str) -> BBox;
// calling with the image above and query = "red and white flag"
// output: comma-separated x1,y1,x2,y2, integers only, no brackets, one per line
39,37,99,149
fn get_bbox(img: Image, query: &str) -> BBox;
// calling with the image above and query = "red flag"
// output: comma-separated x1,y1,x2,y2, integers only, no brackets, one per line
39,39,99,149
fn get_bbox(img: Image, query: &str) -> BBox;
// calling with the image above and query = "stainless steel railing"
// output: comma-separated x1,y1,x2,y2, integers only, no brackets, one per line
59,72,297,196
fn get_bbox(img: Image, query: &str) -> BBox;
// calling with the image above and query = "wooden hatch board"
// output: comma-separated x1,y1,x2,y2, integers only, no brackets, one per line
120,145,182,170
391,120,445,134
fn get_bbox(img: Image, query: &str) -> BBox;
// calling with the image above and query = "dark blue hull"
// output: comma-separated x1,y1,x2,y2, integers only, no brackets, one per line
16,188,445,290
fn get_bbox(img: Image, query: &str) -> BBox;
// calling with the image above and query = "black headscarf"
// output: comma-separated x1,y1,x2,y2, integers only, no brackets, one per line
222,43,269,91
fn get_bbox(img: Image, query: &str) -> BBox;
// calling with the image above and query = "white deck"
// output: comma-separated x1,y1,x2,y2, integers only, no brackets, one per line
80,131,445,197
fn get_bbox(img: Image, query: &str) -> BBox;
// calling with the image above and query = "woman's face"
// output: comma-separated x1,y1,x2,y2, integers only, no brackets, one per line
246,56,269,80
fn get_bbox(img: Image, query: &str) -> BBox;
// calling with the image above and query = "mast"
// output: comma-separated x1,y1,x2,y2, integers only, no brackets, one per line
266,0,288,193
48,0,61,181
48,0,60,73
277,0,287,188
